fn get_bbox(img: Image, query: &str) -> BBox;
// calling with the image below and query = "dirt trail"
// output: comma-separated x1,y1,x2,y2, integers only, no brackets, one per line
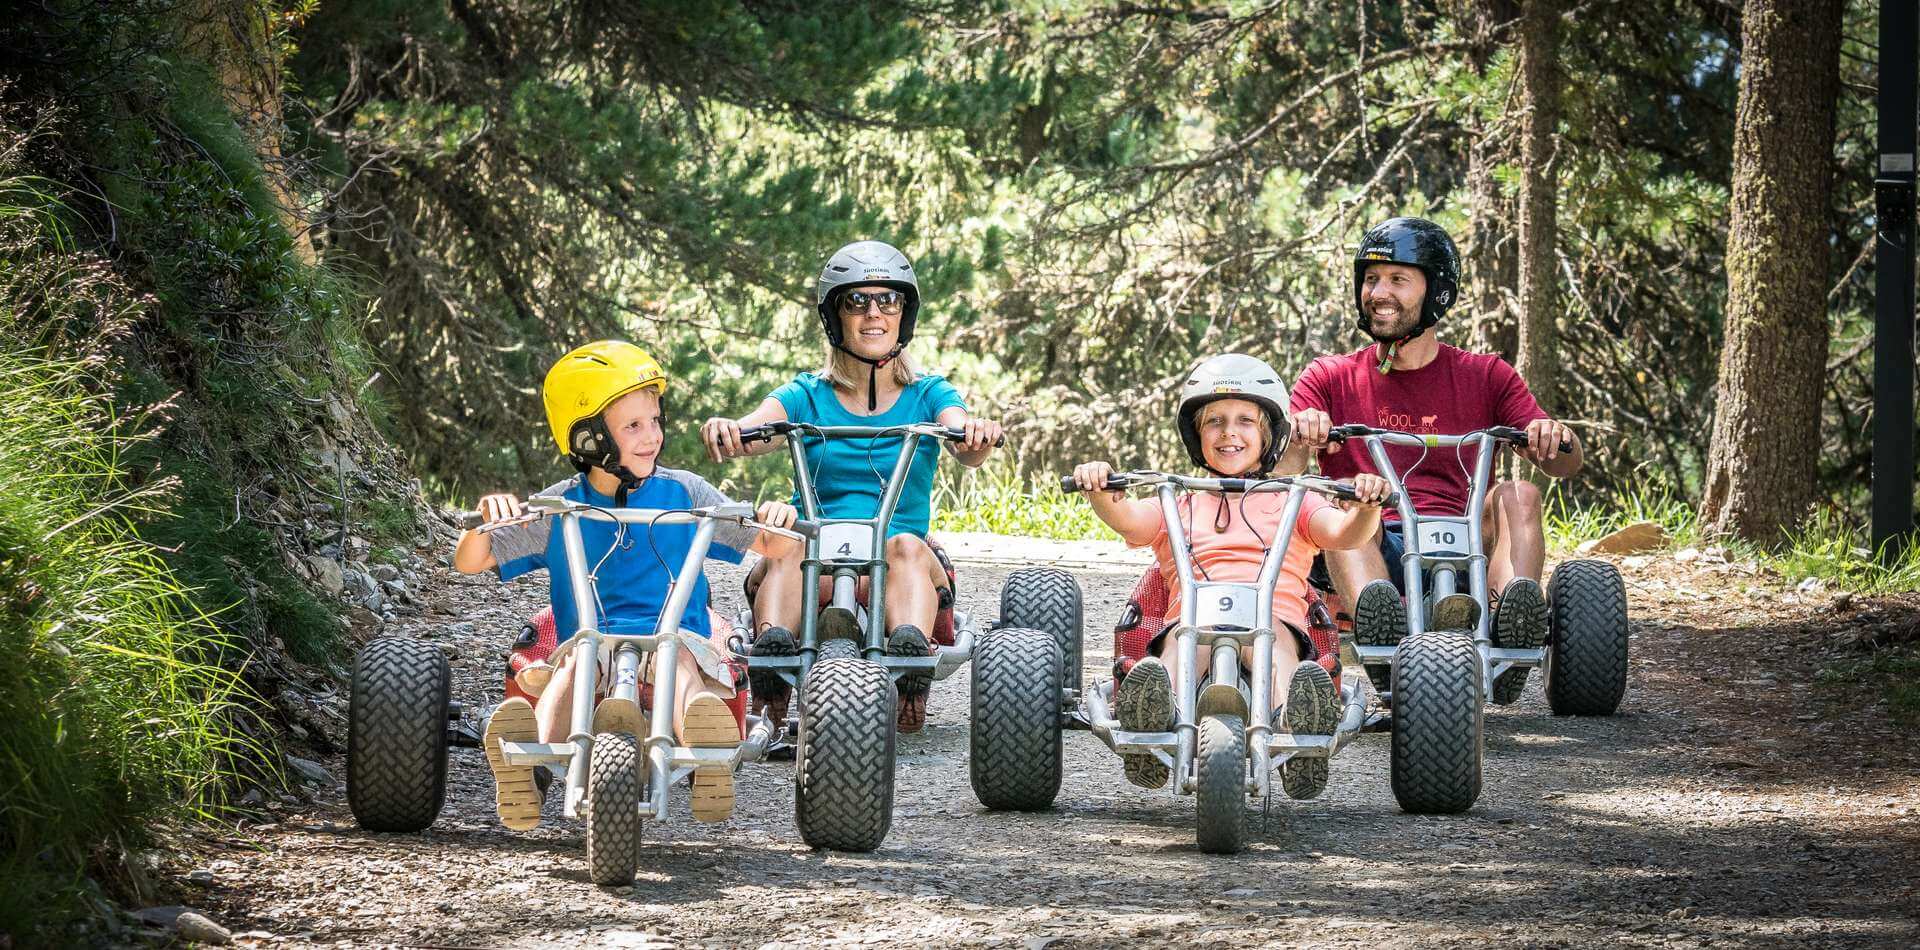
175,543,1919,948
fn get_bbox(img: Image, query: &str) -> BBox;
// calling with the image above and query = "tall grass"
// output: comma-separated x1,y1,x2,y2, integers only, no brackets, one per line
932,461,1119,541
0,211,251,934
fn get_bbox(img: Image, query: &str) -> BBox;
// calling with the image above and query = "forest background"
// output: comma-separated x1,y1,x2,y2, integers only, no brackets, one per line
0,0,1911,937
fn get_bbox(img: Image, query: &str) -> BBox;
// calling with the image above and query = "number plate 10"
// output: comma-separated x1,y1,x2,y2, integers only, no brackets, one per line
1415,520,1469,557
817,523,875,562
1194,583,1258,630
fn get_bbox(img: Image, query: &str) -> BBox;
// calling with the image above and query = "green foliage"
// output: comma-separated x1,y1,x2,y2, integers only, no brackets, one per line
0,337,248,940
931,461,1119,542
1770,511,1920,597
1544,481,1702,554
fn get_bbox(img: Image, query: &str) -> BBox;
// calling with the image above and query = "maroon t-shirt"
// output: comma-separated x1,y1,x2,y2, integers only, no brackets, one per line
1289,343,1548,518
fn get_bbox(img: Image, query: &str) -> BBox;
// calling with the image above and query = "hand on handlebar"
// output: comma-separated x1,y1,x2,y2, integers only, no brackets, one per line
1337,473,1393,510
1520,417,1576,464
955,417,1004,455
700,416,749,463
1068,460,1123,495
1293,407,1338,454
477,492,525,526
754,500,798,532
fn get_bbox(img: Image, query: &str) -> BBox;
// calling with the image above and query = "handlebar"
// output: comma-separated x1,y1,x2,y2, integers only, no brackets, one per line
458,499,820,540
1327,423,1572,454
737,420,1004,448
1059,471,1398,508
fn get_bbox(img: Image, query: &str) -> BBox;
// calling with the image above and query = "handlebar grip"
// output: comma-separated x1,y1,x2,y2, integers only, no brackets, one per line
944,426,1006,447
1059,474,1128,492
790,519,821,539
457,511,484,530
737,424,775,445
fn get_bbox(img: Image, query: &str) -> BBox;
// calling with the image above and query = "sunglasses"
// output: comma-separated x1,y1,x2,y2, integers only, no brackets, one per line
838,290,905,315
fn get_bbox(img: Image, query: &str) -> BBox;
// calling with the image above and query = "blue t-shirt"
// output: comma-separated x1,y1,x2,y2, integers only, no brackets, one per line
489,468,757,640
770,373,967,537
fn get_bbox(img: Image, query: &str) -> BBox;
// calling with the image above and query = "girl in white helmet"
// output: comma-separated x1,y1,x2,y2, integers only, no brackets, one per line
1069,353,1391,799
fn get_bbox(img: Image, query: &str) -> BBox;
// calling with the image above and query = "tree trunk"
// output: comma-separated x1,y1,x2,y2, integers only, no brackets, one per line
1462,0,1520,361
1513,0,1561,483
1700,0,1843,545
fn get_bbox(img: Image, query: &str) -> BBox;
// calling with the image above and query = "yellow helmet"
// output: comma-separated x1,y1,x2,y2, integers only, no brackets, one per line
542,341,667,467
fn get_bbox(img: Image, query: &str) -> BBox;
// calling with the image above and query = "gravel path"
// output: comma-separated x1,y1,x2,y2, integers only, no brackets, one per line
179,543,1920,948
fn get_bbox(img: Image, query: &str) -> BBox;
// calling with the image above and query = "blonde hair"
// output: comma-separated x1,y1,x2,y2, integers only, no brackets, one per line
819,345,922,392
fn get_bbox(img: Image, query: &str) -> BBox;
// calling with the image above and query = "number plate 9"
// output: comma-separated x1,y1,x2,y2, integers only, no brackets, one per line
818,523,875,562
1414,520,1469,557
1194,584,1257,630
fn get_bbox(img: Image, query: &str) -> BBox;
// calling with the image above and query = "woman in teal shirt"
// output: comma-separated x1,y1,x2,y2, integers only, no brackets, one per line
702,241,1002,732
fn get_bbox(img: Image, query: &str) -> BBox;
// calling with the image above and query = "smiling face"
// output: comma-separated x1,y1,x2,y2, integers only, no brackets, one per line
600,387,664,479
836,284,903,360
1359,262,1427,340
1196,398,1268,476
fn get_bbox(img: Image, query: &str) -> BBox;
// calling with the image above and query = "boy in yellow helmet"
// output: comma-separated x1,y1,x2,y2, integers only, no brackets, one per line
453,341,799,828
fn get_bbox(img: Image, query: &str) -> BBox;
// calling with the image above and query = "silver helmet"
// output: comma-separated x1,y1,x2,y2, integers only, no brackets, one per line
1176,353,1292,476
814,240,921,347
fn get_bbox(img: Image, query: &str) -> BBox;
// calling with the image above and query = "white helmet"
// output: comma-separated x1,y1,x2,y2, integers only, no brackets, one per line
1176,353,1292,476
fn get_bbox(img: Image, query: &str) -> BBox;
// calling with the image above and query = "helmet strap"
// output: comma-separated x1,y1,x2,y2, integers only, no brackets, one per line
835,342,904,413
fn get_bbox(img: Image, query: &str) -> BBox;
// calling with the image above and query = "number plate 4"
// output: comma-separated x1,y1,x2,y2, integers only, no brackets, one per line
818,523,875,562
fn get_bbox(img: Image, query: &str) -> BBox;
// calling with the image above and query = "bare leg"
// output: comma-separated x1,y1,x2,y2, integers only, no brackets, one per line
1254,635,1306,724
881,534,943,634
1483,480,1546,592
1324,533,1390,611
535,649,579,743
752,547,804,633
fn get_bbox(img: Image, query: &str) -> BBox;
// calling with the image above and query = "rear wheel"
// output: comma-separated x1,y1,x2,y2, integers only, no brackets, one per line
1389,632,1482,815
1546,559,1630,716
794,658,897,851
999,568,1085,698
968,629,1064,810
1194,714,1248,854
347,637,450,832
585,732,643,886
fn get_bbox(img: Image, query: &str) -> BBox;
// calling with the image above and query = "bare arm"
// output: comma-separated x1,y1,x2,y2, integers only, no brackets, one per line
1069,461,1162,545
1307,473,1392,550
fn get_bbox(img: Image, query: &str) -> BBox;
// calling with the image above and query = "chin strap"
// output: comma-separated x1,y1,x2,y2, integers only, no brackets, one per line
571,458,650,505
837,342,904,412
1369,325,1427,375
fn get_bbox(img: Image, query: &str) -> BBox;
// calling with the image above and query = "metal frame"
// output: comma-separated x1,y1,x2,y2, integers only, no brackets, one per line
1337,428,1545,704
742,421,978,700
1077,472,1372,801
486,498,786,822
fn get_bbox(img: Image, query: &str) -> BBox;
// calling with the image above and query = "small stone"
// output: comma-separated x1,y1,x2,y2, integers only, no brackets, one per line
368,564,401,583
175,911,233,945
286,756,331,787
305,556,344,596
187,869,215,886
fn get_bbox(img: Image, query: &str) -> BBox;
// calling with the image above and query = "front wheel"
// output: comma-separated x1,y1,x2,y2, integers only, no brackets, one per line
794,658,897,852
585,732,644,886
1389,632,1482,815
969,628,1064,811
1546,559,1630,716
1194,714,1248,854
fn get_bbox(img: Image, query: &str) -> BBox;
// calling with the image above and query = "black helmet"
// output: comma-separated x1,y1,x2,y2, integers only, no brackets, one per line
1352,217,1460,342
814,241,921,349
1176,354,1292,478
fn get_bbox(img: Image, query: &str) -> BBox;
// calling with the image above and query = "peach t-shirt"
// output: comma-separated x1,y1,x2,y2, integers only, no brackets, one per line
1126,491,1335,635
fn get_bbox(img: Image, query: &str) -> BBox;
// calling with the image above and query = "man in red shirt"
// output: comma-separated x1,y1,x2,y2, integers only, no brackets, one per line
1280,217,1582,704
